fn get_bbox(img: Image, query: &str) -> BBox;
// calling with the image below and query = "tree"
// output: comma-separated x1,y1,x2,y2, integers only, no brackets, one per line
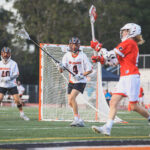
13,0,150,84
0,8,14,49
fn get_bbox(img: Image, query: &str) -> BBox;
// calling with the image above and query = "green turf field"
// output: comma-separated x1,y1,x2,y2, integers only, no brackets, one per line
0,106,150,144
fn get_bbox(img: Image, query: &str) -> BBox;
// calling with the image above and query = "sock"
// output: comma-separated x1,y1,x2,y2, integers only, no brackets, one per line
74,114,79,121
106,119,114,129
20,111,24,116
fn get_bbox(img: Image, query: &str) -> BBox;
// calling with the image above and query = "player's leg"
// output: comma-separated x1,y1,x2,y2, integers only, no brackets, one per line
108,94,123,120
0,93,4,105
0,88,7,105
9,87,30,121
127,75,150,122
68,89,80,118
130,102,150,118
92,94,123,136
68,83,86,127
92,76,125,135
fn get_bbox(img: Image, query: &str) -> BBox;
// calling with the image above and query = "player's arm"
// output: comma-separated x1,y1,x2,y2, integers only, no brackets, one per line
10,63,19,80
83,53,93,76
90,40,118,66
57,54,67,73
83,70,93,77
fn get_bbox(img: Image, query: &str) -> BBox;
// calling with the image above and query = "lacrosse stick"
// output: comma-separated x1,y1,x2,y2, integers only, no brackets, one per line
89,5,98,56
17,28,76,76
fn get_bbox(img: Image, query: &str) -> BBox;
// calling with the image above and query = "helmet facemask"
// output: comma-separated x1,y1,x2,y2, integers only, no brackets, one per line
69,37,80,53
120,23,141,42
1,47,11,64
120,29,130,42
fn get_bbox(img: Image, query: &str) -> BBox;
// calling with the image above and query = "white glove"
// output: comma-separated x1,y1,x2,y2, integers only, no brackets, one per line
1,76,11,83
99,48,108,59
74,73,84,81
106,50,118,66
57,62,65,70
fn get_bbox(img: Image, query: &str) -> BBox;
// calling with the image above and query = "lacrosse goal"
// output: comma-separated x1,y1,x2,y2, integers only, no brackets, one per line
39,43,122,122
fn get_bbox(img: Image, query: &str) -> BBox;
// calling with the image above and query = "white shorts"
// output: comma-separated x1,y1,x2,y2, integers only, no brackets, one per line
113,74,140,102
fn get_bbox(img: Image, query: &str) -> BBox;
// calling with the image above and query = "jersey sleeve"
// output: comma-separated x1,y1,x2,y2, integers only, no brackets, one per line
83,53,93,72
11,62,19,79
114,42,129,58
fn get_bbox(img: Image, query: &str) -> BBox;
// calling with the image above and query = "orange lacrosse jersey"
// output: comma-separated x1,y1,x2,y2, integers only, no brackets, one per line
114,39,140,76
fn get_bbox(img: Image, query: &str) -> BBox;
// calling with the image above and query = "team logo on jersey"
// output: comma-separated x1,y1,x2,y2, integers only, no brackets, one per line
119,47,123,51
69,61,81,64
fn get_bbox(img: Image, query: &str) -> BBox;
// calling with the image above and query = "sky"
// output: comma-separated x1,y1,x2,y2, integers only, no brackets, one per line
0,0,17,14
0,0,35,53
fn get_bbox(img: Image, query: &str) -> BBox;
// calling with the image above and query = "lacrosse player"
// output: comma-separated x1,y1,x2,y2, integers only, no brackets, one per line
0,47,29,121
17,80,25,98
90,23,150,136
58,37,93,127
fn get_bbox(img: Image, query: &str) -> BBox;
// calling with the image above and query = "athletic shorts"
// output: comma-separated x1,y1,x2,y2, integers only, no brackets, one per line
113,74,140,102
68,83,86,94
0,87,18,95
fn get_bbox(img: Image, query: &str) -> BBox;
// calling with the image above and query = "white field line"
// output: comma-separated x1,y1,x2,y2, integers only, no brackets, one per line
0,125,148,131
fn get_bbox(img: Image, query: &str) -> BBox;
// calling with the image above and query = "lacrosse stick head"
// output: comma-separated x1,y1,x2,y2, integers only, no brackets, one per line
89,5,97,23
17,28,31,40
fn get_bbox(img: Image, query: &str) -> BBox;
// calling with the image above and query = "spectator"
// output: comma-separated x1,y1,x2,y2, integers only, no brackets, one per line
104,89,112,106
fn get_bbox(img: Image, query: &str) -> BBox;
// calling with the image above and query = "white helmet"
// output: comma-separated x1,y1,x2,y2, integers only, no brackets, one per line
120,23,141,41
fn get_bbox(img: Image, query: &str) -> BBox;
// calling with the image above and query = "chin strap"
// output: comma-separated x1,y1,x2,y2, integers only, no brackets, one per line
1,56,11,64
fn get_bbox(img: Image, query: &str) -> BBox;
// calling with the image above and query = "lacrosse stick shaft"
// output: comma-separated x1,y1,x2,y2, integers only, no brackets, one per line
90,22,97,56
30,39,75,76
89,5,98,56
91,22,95,41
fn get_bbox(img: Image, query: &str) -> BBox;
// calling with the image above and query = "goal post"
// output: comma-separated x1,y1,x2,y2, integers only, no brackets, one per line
39,43,122,122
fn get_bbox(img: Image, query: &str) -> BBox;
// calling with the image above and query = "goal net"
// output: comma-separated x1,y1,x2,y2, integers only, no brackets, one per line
39,43,122,122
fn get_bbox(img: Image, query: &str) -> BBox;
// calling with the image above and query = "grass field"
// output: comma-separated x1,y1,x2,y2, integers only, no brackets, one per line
0,106,150,145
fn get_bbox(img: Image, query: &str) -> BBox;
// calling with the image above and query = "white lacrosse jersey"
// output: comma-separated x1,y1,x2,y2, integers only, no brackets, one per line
17,85,25,95
0,59,19,88
62,51,92,83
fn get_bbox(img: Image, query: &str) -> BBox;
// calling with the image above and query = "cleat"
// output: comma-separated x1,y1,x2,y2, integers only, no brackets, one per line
70,120,85,127
92,125,111,136
20,114,30,121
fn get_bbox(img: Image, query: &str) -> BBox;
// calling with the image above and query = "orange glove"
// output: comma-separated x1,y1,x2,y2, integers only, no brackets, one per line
91,56,98,63
90,40,102,52
91,55,105,64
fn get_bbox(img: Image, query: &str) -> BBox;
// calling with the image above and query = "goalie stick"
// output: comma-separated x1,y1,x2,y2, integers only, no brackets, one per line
17,28,76,76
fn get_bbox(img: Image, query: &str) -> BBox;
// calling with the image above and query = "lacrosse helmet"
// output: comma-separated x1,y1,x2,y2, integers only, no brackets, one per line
69,37,80,53
1,47,11,64
120,23,141,41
